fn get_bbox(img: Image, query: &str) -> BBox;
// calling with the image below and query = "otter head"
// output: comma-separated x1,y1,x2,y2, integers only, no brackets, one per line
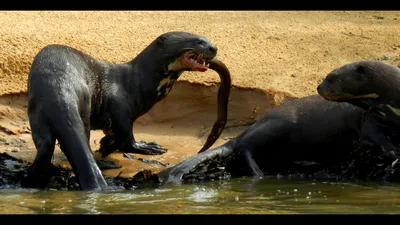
317,60,400,125
156,31,218,72
317,61,383,108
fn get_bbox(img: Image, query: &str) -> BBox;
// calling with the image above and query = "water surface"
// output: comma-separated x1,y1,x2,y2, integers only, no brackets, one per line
1,177,400,214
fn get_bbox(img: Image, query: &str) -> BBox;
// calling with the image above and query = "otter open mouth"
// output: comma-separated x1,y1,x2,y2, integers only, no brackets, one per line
183,53,214,72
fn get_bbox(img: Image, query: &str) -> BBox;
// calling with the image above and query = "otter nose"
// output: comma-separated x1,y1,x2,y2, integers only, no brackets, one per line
208,45,217,53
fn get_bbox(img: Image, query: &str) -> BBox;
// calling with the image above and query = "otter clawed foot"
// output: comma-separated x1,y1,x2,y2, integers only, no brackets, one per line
120,140,168,155
96,159,122,170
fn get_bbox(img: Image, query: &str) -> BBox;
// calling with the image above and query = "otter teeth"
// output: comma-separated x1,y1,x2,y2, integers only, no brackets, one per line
189,55,210,67
190,58,199,64
190,57,207,66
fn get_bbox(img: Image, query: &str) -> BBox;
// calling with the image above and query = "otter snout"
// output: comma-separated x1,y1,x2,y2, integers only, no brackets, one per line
200,38,217,55
317,81,332,100
208,45,217,54
317,83,324,96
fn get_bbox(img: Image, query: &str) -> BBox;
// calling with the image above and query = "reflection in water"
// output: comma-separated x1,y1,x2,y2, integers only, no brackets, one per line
1,177,400,214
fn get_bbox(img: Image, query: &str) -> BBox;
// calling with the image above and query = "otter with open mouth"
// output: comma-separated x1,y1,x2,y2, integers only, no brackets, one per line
23,31,231,190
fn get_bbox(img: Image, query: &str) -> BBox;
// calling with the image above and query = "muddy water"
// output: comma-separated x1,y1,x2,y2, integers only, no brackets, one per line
1,177,400,214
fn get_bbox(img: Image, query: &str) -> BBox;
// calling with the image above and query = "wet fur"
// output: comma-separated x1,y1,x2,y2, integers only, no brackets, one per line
158,95,390,184
24,32,220,190
318,60,400,161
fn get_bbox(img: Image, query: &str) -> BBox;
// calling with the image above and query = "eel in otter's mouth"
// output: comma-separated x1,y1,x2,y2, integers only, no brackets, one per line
198,58,232,153
169,50,231,153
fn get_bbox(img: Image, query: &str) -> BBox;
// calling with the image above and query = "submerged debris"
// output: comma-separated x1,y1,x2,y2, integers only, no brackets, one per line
341,143,400,182
0,152,157,190
2,136,400,190
180,153,236,183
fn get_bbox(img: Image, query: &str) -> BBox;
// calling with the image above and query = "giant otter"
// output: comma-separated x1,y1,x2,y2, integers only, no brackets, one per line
154,86,400,185
157,95,389,184
317,60,400,161
23,31,231,190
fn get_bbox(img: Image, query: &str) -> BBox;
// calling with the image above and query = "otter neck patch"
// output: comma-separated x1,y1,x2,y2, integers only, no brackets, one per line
387,105,400,116
168,59,185,71
156,71,182,101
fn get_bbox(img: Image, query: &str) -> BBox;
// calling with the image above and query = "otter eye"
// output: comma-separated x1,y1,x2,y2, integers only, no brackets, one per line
195,39,205,45
356,65,365,74
326,76,334,83
157,35,168,45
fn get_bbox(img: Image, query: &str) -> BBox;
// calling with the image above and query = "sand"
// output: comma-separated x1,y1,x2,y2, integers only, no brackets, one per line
0,11,399,178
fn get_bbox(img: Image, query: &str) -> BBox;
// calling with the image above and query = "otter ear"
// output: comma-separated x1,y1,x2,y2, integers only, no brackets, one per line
157,35,168,45
356,64,365,74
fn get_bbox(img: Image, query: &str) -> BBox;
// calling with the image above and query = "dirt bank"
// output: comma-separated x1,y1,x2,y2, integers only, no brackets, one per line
0,11,399,178
0,82,294,177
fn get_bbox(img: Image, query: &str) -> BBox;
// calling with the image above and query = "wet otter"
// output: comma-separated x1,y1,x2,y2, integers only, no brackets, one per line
318,60,400,161
156,85,400,184
157,95,378,184
23,31,231,190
